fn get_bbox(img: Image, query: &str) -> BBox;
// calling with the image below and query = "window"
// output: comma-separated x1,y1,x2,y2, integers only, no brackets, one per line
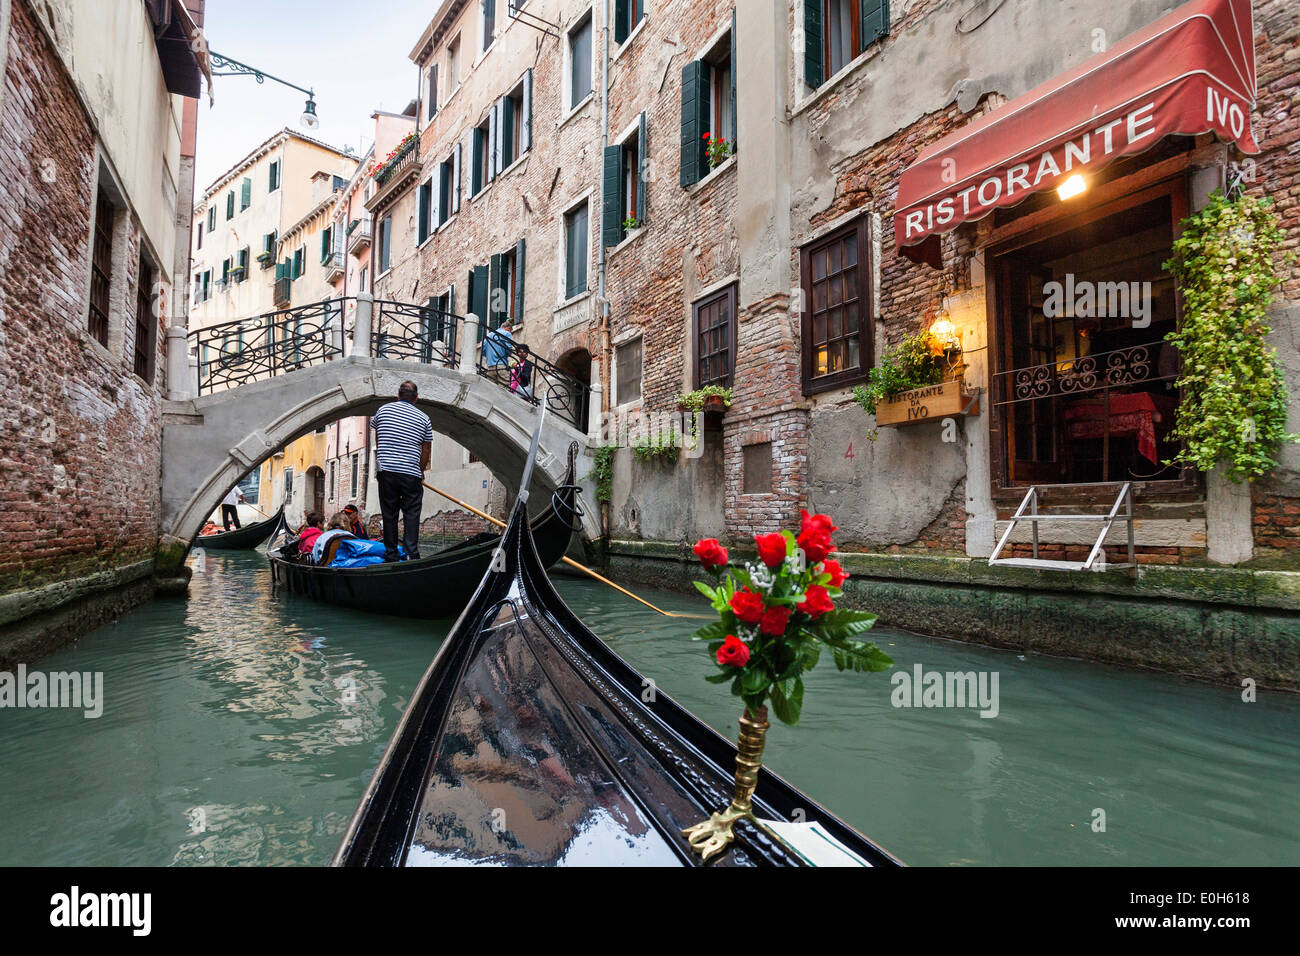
321,225,335,263
569,14,593,109
616,337,642,405
800,216,872,394
329,461,336,502
481,0,496,51
426,64,439,121
681,21,737,187
613,0,644,44
88,190,116,346
564,201,589,299
804,0,889,89
472,116,492,195
359,266,368,292
240,177,252,211
195,222,203,250
350,454,359,498
603,113,646,245
447,35,461,91
268,160,281,191
418,178,433,244
438,146,462,226
284,466,295,503
992,183,1185,489
694,284,736,388
133,257,156,382
207,206,216,232
236,246,250,280
263,230,277,258
292,246,305,279
226,190,235,220
378,214,392,273
500,73,531,169
489,240,525,327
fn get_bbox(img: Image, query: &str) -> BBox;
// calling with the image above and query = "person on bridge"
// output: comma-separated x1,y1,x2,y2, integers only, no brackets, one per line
370,380,433,563
482,318,517,387
221,486,245,530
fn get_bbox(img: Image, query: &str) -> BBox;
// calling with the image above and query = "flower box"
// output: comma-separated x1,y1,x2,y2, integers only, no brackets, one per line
874,380,978,427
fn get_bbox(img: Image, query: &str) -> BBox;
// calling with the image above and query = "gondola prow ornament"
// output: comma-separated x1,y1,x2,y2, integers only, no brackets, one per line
682,513,892,861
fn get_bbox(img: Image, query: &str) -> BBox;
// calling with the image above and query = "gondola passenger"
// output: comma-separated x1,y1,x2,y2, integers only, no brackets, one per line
298,511,325,556
311,512,355,565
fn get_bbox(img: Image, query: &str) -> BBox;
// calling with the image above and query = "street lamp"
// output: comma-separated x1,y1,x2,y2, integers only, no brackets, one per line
210,52,321,131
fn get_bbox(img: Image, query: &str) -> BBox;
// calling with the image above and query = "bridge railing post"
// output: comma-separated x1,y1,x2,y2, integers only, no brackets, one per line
167,326,193,400
459,312,480,375
354,293,374,359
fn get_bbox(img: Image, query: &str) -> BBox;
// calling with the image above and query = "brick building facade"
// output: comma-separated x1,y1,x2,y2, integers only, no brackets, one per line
0,0,204,659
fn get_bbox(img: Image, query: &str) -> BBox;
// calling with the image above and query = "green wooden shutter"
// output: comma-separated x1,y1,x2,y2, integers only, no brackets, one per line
239,246,249,275
730,9,738,150
500,95,514,167
636,112,647,225
448,283,456,317
614,0,629,43
513,238,526,321
804,0,824,89
241,177,251,209
472,265,489,340
861,0,889,47
453,141,463,211
521,69,532,153
488,252,504,329
472,128,484,194
488,103,499,181
601,144,623,247
680,60,710,187
429,64,439,119
226,191,235,219
418,181,430,241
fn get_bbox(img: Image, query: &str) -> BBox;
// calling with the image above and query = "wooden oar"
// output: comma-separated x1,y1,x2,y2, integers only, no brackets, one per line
419,479,712,621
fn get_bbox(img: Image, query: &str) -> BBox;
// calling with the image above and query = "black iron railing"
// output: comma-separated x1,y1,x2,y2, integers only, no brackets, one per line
374,299,460,367
191,298,348,394
189,298,593,431
477,329,591,431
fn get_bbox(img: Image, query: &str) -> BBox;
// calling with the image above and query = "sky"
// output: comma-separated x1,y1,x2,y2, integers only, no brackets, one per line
193,0,442,194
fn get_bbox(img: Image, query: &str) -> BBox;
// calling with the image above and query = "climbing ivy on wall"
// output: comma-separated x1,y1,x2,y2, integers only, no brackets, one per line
588,445,618,504
1163,190,1297,483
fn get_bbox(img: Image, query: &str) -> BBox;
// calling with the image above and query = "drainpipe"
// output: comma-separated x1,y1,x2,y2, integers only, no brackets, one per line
597,0,613,539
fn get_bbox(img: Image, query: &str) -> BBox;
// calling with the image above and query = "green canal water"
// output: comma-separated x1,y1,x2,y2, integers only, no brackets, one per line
1,549,1297,866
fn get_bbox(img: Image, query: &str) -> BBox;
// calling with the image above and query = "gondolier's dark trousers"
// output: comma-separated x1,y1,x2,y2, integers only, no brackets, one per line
221,504,241,531
378,471,422,561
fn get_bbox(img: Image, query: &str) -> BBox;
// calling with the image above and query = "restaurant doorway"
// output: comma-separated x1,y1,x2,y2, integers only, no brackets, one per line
991,176,1189,491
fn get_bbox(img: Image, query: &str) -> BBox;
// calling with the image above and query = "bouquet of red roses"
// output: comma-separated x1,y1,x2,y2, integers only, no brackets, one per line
691,511,892,725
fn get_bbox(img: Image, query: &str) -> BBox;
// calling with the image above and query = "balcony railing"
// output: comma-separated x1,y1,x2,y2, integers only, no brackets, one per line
347,218,372,255
372,137,416,186
324,249,345,283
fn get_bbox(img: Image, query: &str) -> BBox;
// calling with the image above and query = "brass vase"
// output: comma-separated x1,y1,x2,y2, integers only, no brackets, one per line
682,705,770,861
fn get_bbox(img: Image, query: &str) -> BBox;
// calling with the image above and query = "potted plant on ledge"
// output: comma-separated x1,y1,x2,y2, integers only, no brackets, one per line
852,329,976,432
677,385,732,431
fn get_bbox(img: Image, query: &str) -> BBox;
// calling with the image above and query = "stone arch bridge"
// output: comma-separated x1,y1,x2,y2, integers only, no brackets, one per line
158,295,599,573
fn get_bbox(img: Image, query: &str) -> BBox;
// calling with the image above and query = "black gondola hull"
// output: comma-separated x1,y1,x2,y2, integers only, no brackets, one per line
268,489,579,620
334,485,901,867
192,507,285,550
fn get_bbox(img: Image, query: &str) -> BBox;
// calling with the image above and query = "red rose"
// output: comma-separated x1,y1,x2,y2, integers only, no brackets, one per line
759,605,791,636
729,588,765,624
755,532,787,568
703,132,710,141
797,584,835,619
821,558,849,588
716,634,750,668
693,538,729,571
798,509,837,563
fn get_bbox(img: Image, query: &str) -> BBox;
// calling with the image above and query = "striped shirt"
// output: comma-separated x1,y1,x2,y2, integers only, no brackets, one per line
370,400,434,477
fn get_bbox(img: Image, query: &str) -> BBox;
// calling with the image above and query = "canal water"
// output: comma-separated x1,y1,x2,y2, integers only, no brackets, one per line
1,549,1297,867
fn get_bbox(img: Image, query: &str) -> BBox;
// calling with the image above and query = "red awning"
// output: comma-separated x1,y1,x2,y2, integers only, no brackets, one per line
894,0,1258,266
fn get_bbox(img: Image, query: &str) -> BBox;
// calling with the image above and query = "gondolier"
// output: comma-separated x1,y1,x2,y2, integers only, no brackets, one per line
370,381,434,563
220,487,244,530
